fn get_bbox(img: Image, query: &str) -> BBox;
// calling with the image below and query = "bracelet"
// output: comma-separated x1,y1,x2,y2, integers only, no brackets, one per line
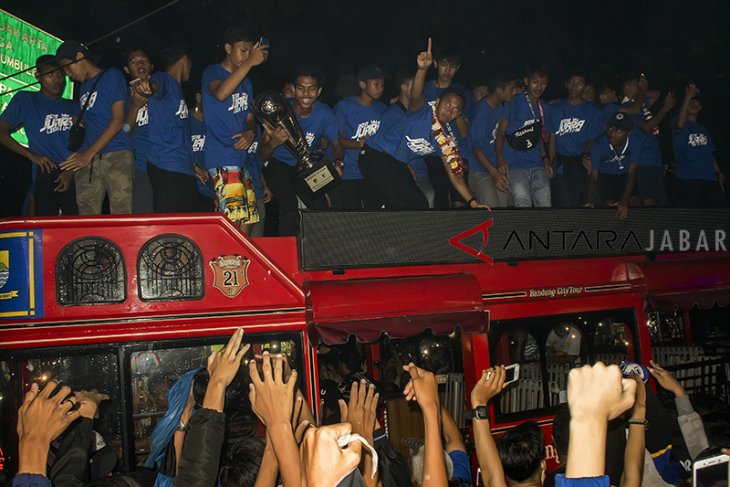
627,418,648,427
175,419,188,432
467,197,476,206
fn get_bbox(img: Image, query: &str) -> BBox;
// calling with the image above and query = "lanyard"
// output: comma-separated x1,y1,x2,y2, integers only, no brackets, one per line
525,92,545,139
608,137,630,170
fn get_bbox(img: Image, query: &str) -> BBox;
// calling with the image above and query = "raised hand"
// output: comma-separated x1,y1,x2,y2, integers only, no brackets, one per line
471,366,507,408
686,83,700,99
74,389,110,420
207,328,250,388
248,352,297,427
416,38,433,71
648,360,685,397
339,380,379,442
402,363,439,413
18,381,80,443
300,423,363,487
248,43,269,67
567,362,636,422
663,91,677,111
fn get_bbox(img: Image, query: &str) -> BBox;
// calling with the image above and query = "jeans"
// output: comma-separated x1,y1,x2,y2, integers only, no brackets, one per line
509,166,551,207
468,171,510,208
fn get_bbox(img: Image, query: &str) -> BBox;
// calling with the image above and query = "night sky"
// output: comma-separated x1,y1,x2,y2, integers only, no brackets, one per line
4,0,730,162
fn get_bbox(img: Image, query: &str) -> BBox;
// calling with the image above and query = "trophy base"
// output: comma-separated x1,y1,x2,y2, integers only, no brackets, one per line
297,155,341,195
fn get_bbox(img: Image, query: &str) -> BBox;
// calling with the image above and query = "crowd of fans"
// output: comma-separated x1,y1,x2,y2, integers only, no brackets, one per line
0,29,727,234
12,328,730,487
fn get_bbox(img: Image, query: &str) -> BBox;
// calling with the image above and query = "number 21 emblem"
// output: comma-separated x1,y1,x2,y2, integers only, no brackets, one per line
209,254,250,298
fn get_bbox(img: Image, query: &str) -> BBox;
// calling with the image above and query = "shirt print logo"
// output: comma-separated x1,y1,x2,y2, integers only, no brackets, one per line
556,118,585,136
39,113,74,134
191,134,205,152
136,105,149,126
406,136,435,156
79,91,97,110
228,92,249,113
247,141,259,154
175,100,188,119
688,133,708,147
352,120,380,140
490,121,499,145
305,132,315,146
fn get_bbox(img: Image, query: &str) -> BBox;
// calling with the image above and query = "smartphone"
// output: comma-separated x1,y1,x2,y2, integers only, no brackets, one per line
693,453,729,487
504,363,520,386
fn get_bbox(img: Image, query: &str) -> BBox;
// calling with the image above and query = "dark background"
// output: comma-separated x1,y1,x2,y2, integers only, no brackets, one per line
2,0,729,214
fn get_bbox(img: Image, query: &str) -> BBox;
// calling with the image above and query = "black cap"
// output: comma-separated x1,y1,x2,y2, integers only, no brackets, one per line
54,40,91,62
357,65,385,82
607,112,633,131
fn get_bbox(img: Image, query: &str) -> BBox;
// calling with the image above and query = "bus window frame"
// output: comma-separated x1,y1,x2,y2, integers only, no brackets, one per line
487,306,641,424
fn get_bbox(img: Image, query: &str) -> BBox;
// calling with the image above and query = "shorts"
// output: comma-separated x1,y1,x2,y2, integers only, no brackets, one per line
637,166,667,203
598,173,636,203
209,166,260,225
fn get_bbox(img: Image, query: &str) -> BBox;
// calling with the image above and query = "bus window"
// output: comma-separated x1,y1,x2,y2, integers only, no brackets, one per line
493,328,544,414
18,351,123,456
128,333,303,466
648,310,687,345
490,309,638,420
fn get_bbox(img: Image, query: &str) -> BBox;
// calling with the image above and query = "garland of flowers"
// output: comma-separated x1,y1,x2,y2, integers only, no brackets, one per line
431,103,464,176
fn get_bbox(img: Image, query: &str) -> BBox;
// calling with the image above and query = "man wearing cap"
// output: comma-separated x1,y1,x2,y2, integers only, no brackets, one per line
0,55,79,216
585,112,644,219
331,65,387,209
55,40,133,215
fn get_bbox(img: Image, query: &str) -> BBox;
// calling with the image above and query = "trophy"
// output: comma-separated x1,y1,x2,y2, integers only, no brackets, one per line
253,91,341,195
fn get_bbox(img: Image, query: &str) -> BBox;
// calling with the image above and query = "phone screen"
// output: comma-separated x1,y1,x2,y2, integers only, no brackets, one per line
694,456,730,487
505,366,516,383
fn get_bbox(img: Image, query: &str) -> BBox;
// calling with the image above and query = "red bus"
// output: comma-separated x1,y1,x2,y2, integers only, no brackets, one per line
0,209,728,478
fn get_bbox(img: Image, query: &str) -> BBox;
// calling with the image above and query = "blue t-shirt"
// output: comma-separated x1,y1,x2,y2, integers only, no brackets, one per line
190,115,215,199
468,98,505,172
201,63,253,169
622,102,662,168
243,125,264,199
334,96,386,180
671,118,717,181
130,100,150,172
147,72,194,176
448,450,473,484
367,104,450,163
78,68,130,154
0,91,78,164
381,102,428,176
423,81,472,161
590,132,643,176
504,93,547,169
548,99,601,157
271,100,339,168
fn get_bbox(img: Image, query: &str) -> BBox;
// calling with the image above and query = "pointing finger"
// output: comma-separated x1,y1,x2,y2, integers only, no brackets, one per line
427,37,432,54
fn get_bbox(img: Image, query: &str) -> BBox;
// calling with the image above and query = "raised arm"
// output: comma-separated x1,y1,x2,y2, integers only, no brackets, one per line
676,84,699,131
471,367,508,487
620,377,646,487
635,92,676,133
208,45,268,102
410,38,432,113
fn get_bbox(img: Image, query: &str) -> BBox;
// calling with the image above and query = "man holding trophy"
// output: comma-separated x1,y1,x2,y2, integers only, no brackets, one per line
258,68,343,236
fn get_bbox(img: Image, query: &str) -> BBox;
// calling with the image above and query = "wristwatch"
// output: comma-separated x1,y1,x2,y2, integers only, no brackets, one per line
469,405,489,420
175,419,189,432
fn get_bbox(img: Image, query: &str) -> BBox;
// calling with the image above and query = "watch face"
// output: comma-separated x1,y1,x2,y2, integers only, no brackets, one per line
475,406,488,419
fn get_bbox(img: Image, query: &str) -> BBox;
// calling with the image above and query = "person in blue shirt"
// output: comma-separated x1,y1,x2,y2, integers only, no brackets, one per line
360,38,487,210
547,71,602,208
468,74,516,208
586,113,642,219
55,41,133,215
422,47,473,209
259,67,343,236
619,76,676,207
202,27,267,235
381,73,435,207
496,66,551,207
672,84,726,207
132,45,199,214
0,55,79,216
188,90,217,212
332,65,387,209
123,47,155,214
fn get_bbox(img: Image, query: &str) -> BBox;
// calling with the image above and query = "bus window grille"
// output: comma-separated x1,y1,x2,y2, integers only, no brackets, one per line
138,234,204,301
56,238,126,305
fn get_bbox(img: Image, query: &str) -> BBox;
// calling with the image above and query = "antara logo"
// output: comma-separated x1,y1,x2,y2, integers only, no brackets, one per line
449,219,494,264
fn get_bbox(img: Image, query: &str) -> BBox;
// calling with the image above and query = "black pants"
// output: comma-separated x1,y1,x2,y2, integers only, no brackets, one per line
677,179,727,208
552,154,587,208
329,179,379,209
147,162,200,214
424,156,467,208
358,146,428,210
263,158,328,236
34,168,78,216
